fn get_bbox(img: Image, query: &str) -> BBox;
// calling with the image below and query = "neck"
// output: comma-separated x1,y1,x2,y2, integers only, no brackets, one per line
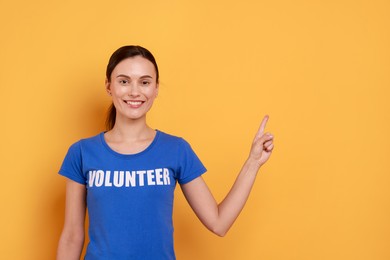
109,116,154,141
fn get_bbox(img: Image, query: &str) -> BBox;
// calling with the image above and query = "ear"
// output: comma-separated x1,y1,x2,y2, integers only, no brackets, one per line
155,83,159,98
105,79,112,96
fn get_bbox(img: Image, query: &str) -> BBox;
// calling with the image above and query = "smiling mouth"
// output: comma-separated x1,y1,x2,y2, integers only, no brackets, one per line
124,100,143,105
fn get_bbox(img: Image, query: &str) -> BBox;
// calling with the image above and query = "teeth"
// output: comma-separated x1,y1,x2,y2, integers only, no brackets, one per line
126,101,142,105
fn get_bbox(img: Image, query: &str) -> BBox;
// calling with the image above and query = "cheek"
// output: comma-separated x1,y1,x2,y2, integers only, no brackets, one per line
146,88,158,99
111,86,126,96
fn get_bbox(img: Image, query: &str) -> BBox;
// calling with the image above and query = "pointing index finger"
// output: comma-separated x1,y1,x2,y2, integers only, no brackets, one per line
257,115,269,137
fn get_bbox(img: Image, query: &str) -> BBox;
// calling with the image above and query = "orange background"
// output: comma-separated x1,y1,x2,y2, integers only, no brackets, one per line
1,0,389,259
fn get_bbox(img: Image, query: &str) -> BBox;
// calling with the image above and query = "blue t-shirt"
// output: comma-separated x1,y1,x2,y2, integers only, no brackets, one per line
59,130,206,260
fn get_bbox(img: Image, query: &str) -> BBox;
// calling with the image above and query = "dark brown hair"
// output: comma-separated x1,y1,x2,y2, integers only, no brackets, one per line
105,45,159,130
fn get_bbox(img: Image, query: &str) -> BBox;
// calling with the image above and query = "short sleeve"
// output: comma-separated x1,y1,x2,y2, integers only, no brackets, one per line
176,138,207,184
58,141,86,185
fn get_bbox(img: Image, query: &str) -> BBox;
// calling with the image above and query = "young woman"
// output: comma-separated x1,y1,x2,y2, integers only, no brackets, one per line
57,45,274,260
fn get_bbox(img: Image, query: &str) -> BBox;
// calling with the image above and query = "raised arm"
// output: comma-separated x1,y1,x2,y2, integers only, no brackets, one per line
57,179,86,260
181,115,274,237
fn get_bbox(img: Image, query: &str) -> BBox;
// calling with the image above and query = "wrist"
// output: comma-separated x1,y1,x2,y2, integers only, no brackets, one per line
244,157,262,173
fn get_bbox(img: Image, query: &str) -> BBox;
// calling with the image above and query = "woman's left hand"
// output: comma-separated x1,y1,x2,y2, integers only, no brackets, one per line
248,115,274,167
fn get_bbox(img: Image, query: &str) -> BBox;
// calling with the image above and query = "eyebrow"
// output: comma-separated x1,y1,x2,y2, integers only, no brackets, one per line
116,74,153,79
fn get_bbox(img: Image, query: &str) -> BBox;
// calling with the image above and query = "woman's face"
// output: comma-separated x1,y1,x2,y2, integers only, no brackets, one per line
106,56,159,122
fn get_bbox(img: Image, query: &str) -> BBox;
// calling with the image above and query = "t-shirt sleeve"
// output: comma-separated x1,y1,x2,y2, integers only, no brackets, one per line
176,138,207,184
58,141,86,185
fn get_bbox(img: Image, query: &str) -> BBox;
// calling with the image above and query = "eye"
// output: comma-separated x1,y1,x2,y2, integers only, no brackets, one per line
119,79,129,85
141,80,151,86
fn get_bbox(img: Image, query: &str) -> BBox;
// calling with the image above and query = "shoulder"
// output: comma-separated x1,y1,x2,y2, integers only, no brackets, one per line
158,131,198,156
156,130,191,148
67,132,103,151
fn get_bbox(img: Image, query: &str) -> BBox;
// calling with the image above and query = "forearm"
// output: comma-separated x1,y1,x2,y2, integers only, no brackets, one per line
214,158,261,236
57,231,84,260
181,159,265,237
57,180,87,260
212,116,274,235
182,115,274,237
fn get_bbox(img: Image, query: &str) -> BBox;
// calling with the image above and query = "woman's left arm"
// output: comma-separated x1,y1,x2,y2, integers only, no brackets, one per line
180,115,274,237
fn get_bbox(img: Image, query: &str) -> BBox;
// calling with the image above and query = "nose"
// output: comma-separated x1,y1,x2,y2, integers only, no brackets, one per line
128,82,140,97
